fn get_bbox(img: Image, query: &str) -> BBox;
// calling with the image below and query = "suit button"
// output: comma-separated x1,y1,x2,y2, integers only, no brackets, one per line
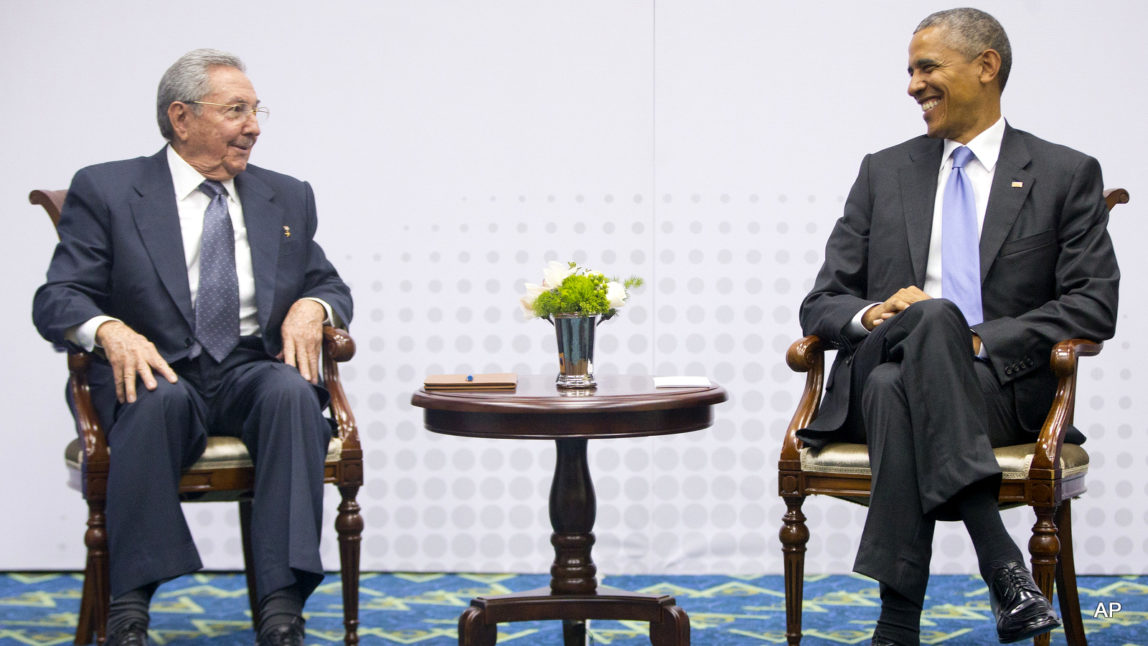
184,337,194,347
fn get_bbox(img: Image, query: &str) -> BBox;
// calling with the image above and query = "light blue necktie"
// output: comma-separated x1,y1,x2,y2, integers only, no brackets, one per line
196,180,240,362
941,146,983,326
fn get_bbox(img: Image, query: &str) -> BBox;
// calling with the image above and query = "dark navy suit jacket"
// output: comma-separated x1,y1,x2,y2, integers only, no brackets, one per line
798,125,1119,445
33,148,352,365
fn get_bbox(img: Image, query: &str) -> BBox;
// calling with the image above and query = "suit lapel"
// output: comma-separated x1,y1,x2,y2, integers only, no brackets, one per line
980,126,1033,280
130,151,195,328
900,138,943,286
235,170,282,334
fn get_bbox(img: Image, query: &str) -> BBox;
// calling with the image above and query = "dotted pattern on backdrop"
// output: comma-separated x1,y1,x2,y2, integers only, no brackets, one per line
177,189,1144,578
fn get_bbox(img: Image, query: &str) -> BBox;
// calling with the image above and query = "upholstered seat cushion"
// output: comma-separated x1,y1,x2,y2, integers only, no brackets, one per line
800,442,1088,480
65,435,343,474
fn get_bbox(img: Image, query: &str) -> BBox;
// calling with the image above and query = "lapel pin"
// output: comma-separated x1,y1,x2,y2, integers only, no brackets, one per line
283,225,291,238
1011,181,1024,188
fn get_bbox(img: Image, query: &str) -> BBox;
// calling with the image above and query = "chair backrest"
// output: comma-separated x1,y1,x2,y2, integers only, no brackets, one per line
1104,188,1129,212
29,189,68,235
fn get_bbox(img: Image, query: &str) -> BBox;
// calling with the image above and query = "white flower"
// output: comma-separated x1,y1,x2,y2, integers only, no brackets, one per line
605,281,627,310
542,260,576,288
520,282,546,319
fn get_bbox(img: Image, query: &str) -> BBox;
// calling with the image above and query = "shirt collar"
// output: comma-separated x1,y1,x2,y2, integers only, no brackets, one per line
941,115,1006,173
166,144,239,202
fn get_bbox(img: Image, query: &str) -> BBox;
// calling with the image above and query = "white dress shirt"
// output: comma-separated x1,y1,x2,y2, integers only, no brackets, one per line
922,116,1005,296
168,144,261,336
848,116,1007,347
69,145,332,351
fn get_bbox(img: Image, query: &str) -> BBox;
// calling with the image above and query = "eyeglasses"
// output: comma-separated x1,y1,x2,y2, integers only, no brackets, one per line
190,101,270,123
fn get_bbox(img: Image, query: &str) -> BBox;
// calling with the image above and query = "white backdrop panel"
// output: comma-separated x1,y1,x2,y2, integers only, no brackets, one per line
2,0,1145,577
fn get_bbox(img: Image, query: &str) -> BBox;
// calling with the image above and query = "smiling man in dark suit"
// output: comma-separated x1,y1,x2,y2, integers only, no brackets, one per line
797,8,1119,645
33,49,352,646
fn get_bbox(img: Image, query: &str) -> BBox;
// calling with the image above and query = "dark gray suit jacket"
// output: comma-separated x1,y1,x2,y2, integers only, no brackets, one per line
33,149,353,364
798,125,1119,442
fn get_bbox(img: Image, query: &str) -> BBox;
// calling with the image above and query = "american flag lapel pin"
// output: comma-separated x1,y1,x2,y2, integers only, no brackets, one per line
283,225,291,238
1011,181,1024,188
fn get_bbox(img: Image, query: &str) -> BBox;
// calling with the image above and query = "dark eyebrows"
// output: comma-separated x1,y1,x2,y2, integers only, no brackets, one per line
908,57,941,74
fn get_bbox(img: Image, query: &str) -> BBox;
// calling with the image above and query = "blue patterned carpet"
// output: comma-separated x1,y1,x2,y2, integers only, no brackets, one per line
0,572,1145,645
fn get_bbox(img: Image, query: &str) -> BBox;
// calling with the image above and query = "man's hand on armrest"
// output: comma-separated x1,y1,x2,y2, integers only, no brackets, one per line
95,320,178,404
279,299,327,384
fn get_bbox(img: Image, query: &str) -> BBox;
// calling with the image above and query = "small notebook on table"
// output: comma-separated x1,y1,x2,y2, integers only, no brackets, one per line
423,373,518,391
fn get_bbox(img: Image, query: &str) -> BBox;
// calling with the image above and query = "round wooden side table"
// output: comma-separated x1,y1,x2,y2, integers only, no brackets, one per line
411,374,727,646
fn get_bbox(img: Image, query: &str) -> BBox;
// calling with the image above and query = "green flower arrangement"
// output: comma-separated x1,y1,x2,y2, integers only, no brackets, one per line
520,261,643,320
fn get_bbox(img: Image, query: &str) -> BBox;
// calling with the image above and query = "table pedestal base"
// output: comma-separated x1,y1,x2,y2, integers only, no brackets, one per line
411,381,727,646
457,586,689,646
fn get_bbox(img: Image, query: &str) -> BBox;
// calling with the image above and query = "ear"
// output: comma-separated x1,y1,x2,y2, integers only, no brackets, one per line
978,48,1002,88
167,102,192,142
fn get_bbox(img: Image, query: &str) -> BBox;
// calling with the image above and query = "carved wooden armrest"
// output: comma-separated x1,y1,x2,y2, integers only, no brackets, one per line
1030,339,1102,475
321,326,359,449
67,351,110,484
781,335,827,461
322,326,356,363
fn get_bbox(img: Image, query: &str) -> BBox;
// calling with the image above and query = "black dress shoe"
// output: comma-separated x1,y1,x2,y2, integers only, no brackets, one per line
256,616,305,646
870,629,907,646
988,561,1060,643
105,622,149,646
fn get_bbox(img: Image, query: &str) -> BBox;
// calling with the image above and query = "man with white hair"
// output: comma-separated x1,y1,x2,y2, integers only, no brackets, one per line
34,49,353,645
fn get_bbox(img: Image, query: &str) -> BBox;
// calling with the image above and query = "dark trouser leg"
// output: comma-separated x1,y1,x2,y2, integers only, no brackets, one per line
877,583,923,646
104,378,207,598
215,358,331,603
959,361,1026,580
849,299,1003,603
854,362,937,607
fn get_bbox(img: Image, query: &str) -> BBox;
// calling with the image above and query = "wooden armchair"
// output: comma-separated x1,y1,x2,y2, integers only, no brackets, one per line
777,188,1130,646
30,189,365,646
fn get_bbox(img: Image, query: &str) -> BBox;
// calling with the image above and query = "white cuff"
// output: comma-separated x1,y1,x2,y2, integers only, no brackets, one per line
67,315,120,352
847,304,880,339
302,297,339,328
973,330,989,360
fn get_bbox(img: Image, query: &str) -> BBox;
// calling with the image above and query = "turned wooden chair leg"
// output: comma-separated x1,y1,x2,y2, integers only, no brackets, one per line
780,495,810,646
96,554,109,646
1029,504,1060,646
1054,500,1087,646
239,500,260,629
337,484,363,646
75,551,96,645
78,497,110,646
